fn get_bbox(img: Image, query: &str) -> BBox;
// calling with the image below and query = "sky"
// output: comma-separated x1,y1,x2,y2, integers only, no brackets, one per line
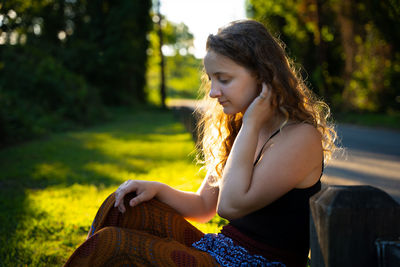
160,0,247,58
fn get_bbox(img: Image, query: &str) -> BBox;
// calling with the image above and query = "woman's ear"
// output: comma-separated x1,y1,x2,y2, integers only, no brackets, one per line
254,73,264,94
257,83,263,94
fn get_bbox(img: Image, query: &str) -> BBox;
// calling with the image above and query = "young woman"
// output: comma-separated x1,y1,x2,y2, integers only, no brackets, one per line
64,20,336,267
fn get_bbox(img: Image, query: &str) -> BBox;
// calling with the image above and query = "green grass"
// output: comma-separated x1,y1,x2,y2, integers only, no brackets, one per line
0,108,226,266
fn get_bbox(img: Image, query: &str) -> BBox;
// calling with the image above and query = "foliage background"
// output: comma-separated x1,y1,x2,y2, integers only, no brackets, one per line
247,0,400,115
0,0,400,265
146,18,202,105
1,0,399,147
0,0,152,146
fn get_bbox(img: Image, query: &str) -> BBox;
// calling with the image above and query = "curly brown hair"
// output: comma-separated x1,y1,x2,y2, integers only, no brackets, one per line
196,20,337,181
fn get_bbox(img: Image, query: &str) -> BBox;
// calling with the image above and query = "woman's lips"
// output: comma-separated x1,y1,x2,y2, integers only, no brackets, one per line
218,100,228,105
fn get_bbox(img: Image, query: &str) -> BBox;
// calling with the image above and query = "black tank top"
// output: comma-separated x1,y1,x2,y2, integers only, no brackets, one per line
222,127,322,264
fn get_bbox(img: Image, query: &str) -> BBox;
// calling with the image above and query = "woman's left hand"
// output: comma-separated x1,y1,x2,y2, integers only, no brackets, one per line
242,82,274,130
114,180,161,213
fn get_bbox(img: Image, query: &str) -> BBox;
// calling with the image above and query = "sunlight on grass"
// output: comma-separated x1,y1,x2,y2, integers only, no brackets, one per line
82,132,194,161
13,184,113,265
85,162,134,181
0,109,225,266
27,184,110,229
33,162,71,183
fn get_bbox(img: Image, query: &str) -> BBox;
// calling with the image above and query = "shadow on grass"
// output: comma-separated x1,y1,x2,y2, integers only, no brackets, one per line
0,108,200,265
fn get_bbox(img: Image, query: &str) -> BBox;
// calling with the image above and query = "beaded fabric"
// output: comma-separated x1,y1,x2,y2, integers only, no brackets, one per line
192,233,286,267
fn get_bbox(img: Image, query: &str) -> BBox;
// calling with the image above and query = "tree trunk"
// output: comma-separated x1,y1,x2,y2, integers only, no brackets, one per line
335,0,357,109
156,0,166,109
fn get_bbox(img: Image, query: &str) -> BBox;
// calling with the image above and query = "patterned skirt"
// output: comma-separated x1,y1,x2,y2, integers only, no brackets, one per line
193,234,286,266
63,192,285,266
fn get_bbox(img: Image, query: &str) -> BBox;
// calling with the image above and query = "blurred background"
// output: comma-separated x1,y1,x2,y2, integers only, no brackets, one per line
0,0,399,265
0,0,399,147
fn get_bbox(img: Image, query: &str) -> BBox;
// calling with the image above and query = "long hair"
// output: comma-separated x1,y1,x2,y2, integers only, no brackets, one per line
196,20,337,182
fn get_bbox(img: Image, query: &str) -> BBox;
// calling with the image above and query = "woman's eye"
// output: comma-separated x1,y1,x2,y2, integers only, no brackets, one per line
219,78,229,84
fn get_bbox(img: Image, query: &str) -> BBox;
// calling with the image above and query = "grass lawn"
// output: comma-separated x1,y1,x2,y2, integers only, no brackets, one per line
0,108,226,266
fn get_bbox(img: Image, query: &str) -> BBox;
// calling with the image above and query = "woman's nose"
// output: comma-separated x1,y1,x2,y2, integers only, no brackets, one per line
209,83,222,98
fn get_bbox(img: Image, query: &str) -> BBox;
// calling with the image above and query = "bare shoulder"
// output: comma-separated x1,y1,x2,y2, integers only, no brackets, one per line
273,122,323,187
257,122,323,173
259,122,323,185
282,122,320,138
280,122,321,146
220,122,323,217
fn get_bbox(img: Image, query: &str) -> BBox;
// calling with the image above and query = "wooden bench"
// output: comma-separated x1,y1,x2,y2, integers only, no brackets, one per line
310,185,400,267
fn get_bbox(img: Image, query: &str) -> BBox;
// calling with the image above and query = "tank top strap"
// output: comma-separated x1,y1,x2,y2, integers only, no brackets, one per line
253,128,281,166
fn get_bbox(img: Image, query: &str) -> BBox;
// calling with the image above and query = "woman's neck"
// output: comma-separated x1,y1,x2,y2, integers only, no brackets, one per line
259,113,286,139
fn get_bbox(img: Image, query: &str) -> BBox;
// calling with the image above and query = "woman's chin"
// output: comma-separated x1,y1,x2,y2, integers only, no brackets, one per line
222,104,247,115
222,108,241,115
222,107,236,115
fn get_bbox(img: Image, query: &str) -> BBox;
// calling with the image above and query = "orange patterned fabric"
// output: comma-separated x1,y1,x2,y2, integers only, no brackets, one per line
63,192,219,267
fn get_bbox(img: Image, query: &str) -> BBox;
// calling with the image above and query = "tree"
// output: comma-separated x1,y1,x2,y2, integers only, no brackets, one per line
146,16,201,103
247,0,400,113
154,0,166,109
65,0,152,105
248,0,344,105
0,0,153,145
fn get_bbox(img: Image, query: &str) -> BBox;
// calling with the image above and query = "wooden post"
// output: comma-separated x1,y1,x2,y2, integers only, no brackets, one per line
310,185,400,267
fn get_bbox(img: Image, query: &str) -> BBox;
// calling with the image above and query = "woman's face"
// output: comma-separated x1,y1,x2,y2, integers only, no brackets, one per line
204,50,259,115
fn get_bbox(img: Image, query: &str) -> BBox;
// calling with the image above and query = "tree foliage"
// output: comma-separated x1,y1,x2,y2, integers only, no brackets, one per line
0,45,103,143
146,17,202,103
247,0,400,113
0,0,152,145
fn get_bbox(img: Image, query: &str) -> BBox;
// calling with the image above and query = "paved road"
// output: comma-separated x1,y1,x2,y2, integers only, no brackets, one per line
168,100,400,203
323,124,400,204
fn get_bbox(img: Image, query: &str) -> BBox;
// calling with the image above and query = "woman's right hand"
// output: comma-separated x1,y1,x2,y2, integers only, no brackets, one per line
114,180,161,213
242,82,273,130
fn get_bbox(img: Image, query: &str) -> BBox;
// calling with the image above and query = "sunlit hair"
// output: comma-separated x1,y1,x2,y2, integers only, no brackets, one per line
195,19,337,183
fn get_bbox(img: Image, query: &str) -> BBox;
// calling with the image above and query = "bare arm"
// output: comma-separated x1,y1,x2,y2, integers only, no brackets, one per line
114,174,219,223
217,123,323,220
217,84,323,220
156,175,219,222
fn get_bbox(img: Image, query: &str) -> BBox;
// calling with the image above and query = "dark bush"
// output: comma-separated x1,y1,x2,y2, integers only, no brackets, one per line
0,45,105,145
